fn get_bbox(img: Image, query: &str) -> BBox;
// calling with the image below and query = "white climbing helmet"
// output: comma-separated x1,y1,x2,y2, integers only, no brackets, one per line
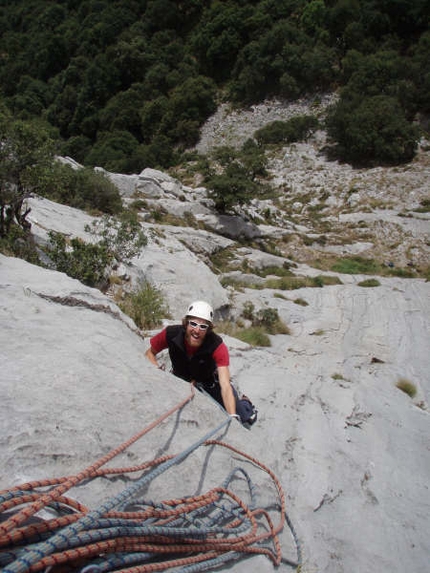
186,300,214,324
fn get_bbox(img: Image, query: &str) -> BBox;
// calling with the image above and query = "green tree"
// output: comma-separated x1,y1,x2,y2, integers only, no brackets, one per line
166,76,217,143
207,162,259,214
0,0,428,173
142,62,172,98
28,32,69,82
298,43,337,89
411,30,430,114
141,0,180,34
326,0,362,52
60,135,92,164
0,115,56,238
190,2,249,81
70,53,121,138
113,37,152,87
341,49,411,102
206,138,267,213
10,76,52,117
85,130,141,173
140,76,216,154
229,20,322,103
140,96,170,143
240,138,268,179
326,94,418,165
300,0,327,36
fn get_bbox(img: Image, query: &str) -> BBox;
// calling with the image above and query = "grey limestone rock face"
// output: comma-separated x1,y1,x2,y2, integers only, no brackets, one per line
1,246,429,573
2,97,430,571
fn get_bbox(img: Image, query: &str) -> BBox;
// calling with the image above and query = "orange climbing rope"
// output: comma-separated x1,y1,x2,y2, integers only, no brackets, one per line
0,384,301,573
0,386,194,540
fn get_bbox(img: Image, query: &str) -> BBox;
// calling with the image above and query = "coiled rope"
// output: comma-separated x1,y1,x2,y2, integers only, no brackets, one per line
0,384,302,572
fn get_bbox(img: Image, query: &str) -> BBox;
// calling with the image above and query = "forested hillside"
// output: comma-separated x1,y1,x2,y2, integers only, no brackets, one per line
1,0,429,173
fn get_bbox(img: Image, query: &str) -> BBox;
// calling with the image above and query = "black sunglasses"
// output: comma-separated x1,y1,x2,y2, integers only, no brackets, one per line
187,320,209,331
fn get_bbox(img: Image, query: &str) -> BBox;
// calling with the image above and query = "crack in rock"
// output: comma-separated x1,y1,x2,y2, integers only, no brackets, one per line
30,290,143,339
313,489,343,512
345,406,372,429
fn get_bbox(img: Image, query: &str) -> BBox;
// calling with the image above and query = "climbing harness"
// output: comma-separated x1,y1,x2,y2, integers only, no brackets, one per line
0,385,302,572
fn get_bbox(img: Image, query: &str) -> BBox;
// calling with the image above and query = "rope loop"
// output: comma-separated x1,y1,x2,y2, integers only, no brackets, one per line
0,384,302,572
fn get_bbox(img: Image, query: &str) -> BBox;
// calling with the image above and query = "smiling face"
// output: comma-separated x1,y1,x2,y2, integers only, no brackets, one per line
184,316,210,349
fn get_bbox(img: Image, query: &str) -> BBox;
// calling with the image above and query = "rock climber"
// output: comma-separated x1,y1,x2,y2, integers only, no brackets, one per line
145,300,257,427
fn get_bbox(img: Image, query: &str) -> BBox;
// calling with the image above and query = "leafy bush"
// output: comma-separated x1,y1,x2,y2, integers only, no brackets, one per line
332,373,345,380
46,211,146,287
0,222,40,264
119,281,169,329
254,307,290,335
241,301,255,321
47,231,111,287
241,303,289,335
413,198,430,213
326,95,419,165
240,138,268,178
85,211,147,262
38,163,123,215
72,169,123,214
255,115,319,145
386,267,415,278
255,264,293,278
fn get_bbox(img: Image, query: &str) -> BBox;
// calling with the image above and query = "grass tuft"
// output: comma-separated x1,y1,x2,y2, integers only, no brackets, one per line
357,278,381,287
218,321,272,347
293,297,309,306
331,256,381,275
395,378,417,398
118,281,169,330
332,372,345,380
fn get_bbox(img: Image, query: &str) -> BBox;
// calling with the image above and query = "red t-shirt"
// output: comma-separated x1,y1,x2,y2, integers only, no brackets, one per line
150,328,229,367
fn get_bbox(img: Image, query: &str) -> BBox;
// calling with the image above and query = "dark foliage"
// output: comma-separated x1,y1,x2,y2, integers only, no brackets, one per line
0,111,56,237
37,162,124,215
206,139,267,213
255,115,319,145
0,106,123,249
0,0,428,171
326,94,419,165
